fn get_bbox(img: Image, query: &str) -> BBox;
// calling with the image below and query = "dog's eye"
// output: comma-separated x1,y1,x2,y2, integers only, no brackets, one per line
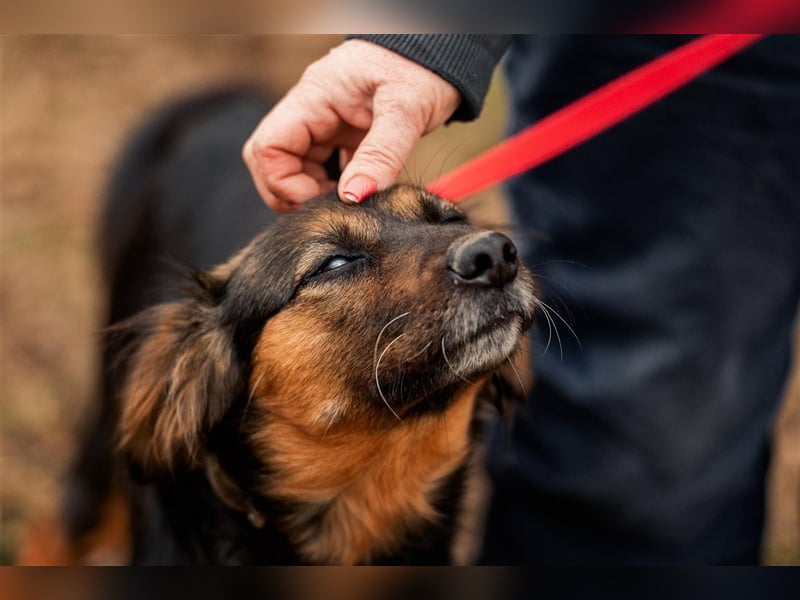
302,254,368,285
318,255,354,273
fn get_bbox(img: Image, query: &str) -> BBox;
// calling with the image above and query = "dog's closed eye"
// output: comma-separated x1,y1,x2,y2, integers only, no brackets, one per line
318,255,355,273
303,254,371,284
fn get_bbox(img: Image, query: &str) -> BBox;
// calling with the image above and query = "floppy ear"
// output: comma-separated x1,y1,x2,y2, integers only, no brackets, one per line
115,270,243,475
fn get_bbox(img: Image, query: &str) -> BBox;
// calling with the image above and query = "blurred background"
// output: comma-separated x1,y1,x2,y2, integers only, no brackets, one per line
1,35,798,565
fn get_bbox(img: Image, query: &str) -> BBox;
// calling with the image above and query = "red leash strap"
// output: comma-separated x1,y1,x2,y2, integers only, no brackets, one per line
428,34,765,202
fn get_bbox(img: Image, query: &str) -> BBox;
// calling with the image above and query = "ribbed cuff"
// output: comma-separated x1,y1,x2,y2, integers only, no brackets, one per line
347,34,512,121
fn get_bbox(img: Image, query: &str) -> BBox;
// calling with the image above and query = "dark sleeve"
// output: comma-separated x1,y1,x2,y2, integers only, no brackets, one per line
346,34,513,122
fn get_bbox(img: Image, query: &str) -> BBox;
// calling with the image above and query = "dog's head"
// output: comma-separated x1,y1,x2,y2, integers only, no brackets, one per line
115,184,535,562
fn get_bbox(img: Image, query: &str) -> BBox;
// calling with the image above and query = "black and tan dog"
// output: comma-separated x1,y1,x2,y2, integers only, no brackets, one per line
52,90,535,565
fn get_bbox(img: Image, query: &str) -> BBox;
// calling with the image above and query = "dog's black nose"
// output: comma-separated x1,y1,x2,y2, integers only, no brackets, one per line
448,232,518,288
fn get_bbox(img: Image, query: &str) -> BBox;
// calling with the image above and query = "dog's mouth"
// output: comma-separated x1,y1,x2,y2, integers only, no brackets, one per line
439,270,535,371
370,277,535,419
439,298,532,380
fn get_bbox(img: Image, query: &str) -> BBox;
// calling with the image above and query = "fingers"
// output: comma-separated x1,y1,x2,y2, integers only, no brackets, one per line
243,39,462,212
243,90,342,212
338,96,424,203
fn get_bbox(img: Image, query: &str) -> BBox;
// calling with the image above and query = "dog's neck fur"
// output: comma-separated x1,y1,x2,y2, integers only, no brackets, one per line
133,446,470,565
130,384,484,565
249,383,482,565
136,384,482,565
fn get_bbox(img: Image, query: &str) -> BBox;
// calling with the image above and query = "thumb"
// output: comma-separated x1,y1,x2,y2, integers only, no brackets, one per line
338,105,423,203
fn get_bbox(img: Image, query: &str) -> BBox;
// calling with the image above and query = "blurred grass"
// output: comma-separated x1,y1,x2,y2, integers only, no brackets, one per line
1,35,798,565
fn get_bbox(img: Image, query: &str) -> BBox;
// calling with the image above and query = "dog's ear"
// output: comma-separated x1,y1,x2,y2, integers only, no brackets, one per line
115,268,243,476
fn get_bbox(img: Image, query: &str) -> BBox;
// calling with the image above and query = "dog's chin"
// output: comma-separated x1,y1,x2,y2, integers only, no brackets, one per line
443,316,526,382
387,316,527,419
438,276,535,379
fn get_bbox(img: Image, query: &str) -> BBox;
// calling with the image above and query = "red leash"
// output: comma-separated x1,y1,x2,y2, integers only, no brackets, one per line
428,34,765,202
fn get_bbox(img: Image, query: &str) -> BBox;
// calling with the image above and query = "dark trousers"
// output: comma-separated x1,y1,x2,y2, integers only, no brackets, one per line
480,35,800,564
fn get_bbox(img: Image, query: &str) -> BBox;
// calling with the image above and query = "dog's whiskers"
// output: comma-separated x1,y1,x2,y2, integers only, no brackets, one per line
409,341,432,360
534,298,583,360
375,333,406,422
441,338,473,384
372,312,411,422
506,356,528,398
534,298,557,358
373,312,411,366
536,298,583,350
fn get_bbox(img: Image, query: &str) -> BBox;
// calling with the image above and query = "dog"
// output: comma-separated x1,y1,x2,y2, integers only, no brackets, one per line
50,89,536,565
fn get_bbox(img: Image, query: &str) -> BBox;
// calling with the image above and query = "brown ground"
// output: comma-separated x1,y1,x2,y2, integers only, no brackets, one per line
1,36,798,565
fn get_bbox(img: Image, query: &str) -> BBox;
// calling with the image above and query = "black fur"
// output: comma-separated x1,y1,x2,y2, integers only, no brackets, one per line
64,88,276,545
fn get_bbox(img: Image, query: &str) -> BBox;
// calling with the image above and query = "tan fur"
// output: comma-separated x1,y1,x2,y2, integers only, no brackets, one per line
379,185,426,222
250,307,485,564
305,211,382,245
119,302,237,471
209,244,248,280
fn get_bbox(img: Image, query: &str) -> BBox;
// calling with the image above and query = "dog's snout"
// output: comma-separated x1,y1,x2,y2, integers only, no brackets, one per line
447,232,518,288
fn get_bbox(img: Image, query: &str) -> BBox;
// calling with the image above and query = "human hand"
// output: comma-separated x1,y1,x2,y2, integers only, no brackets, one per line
243,39,462,212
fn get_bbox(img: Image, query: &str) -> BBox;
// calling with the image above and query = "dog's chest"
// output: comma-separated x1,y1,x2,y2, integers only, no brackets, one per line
252,386,480,564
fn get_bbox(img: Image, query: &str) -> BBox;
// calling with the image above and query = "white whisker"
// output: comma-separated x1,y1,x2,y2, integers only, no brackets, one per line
536,299,555,358
375,333,406,421
409,341,433,360
441,338,473,384
536,298,582,351
535,298,562,359
372,312,411,422
373,312,411,366
506,356,528,398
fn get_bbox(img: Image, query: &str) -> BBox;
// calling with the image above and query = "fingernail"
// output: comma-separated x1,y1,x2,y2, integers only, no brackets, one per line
341,175,377,204
341,191,359,204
